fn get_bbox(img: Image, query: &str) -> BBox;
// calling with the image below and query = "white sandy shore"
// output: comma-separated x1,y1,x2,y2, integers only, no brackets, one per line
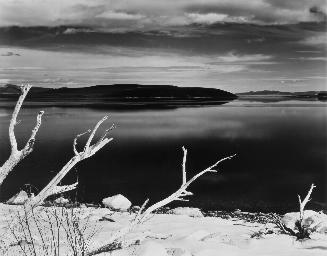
0,203,326,256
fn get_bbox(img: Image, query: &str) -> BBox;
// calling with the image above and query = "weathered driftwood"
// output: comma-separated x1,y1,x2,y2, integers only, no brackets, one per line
0,84,44,188
87,147,235,255
26,116,114,208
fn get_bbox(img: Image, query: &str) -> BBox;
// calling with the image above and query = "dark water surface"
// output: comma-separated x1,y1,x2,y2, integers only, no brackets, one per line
0,100,326,212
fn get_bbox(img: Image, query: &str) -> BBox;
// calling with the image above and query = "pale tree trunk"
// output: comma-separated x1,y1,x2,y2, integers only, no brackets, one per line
87,147,236,255
0,84,44,188
0,155,21,186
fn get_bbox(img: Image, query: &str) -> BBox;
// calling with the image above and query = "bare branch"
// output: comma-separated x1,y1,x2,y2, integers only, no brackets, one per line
73,130,91,156
8,84,32,152
26,116,114,208
22,111,45,155
133,199,150,222
0,84,44,188
51,182,79,196
298,183,316,222
137,149,235,222
182,146,187,184
87,147,236,255
84,116,108,152
86,137,113,158
136,149,235,223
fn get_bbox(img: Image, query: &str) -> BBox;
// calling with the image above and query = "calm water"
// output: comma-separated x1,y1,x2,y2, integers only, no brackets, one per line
0,99,326,212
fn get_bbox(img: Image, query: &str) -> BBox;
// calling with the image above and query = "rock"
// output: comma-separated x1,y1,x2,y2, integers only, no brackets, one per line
137,241,168,256
54,197,69,205
7,190,29,205
282,210,327,234
102,194,131,211
170,207,204,218
282,210,314,230
303,212,327,234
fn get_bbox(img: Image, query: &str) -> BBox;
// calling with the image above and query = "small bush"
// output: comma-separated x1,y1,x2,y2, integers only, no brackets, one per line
5,205,98,256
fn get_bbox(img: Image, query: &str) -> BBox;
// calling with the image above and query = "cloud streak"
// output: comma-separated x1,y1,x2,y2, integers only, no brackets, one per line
212,52,272,63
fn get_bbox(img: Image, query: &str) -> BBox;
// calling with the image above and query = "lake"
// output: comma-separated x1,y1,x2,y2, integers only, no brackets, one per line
0,99,326,212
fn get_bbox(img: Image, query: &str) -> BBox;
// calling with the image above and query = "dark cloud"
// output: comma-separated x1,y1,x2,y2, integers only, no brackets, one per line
264,0,325,9
182,0,326,25
1,22,324,54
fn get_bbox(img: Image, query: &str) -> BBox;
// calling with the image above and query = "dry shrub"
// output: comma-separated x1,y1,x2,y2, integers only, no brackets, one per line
6,205,98,256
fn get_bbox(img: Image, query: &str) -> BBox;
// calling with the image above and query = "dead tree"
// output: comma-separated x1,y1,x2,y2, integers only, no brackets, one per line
87,147,235,255
271,183,316,239
0,84,44,188
298,183,316,225
26,116,114,209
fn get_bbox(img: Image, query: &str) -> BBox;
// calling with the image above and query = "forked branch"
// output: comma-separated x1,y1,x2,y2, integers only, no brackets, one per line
136,147,236,223
87,147,235,255
0,84,44,188
26,116,114,208
271,183,317,240
298,183,316,223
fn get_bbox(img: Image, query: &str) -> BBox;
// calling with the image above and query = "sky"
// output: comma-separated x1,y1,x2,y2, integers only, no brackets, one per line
0,0,326,92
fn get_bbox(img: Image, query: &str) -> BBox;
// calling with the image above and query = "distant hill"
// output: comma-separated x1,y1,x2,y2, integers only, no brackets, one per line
0,84,22,94
0,84,237,99
237,90,327,98
0,84,237,108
